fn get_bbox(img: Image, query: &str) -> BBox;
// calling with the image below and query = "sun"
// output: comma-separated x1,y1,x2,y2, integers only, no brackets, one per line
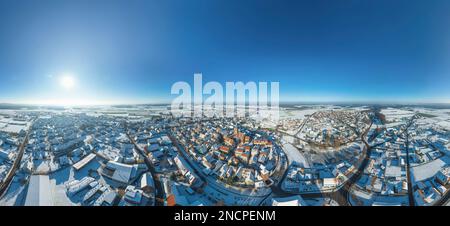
59,75,76,90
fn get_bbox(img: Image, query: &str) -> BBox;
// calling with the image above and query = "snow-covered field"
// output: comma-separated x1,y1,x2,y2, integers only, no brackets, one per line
280,109,316,120
279,105,344,120
413,108,450,131
381,108,415,123
0,114,31,134
411,155,450,182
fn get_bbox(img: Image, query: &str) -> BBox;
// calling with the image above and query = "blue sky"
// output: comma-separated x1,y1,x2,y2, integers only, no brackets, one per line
0,0,449,105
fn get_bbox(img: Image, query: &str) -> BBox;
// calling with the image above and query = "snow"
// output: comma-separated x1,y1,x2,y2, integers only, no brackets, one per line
381,108,415,122
437,121,450,130
0,115,31,134
1,124,25,134
372,195,408,206
385,165,402,178
412,155,450,182
24,175,54,206
281,139,309,167
0,173,28,206
280,109,316,120
49,157,107,206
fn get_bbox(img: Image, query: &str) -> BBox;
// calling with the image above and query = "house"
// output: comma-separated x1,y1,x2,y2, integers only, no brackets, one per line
102,161,137,184
323,178,337,188
72,153,96,171
372,202,402,206
218,146,230,154
66,177,96,196
170,183,190,206
101,191,118,206
147,144,160,152
121,185,143,205
152,150,164,159
140,172,155,195
0,149,10,160
436,167,450,185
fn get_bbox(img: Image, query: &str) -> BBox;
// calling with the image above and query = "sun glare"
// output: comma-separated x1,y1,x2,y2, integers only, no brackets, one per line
60,75,75,90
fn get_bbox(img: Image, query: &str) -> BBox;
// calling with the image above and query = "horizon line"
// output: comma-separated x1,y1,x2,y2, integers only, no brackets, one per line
1,100,450,108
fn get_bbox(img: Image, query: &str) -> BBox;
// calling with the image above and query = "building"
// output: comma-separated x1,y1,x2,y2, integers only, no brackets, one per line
24,175,54,206
72,153,96,171
271,195,307,206
0,149,10,160
372,202,402,206
436,168,450,185
122,185,143,205
66,177,96,196
166,183,190,206
323,178,338,188
102,161,137,184
140,172,155,195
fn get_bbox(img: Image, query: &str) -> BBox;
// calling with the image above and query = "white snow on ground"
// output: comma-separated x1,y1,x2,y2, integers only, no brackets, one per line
1,125,25,134
0,175,28,206
49,158,105,206
414,108,450,131
52,178,74,206
280,109,316,120
279,105,342,120
350,188,409,206
411,155,450,182
385,121,405,128
349,189,373,206
414,108,450,117
381,108,415,122
437,120,450,129
281,137,309,167
282,135,294,143
0,114,32,133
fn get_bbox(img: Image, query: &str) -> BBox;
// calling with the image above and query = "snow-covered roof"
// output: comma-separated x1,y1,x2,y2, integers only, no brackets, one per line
140,172,155,189
385,165,402,178
73,153,96,170
105,161,136,183
271,195,307,206
25,175,54,206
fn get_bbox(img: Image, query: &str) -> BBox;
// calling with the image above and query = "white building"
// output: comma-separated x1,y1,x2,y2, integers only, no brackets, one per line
323,178,338,188
102,161,137,184
140,172,155,195
271,195,307,206
24,175,54,206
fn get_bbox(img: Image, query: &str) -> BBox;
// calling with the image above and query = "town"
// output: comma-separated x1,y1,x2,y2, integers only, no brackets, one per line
0,104,449,206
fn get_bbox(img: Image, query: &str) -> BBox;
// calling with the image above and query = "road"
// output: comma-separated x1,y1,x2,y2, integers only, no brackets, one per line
129,112,428,206
285,113,421,206
404,118,416,206
0,124,33,198
128,111,422,206
271,113,375,206
168,132,272,205
302,129,371,206
126,132,165,206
